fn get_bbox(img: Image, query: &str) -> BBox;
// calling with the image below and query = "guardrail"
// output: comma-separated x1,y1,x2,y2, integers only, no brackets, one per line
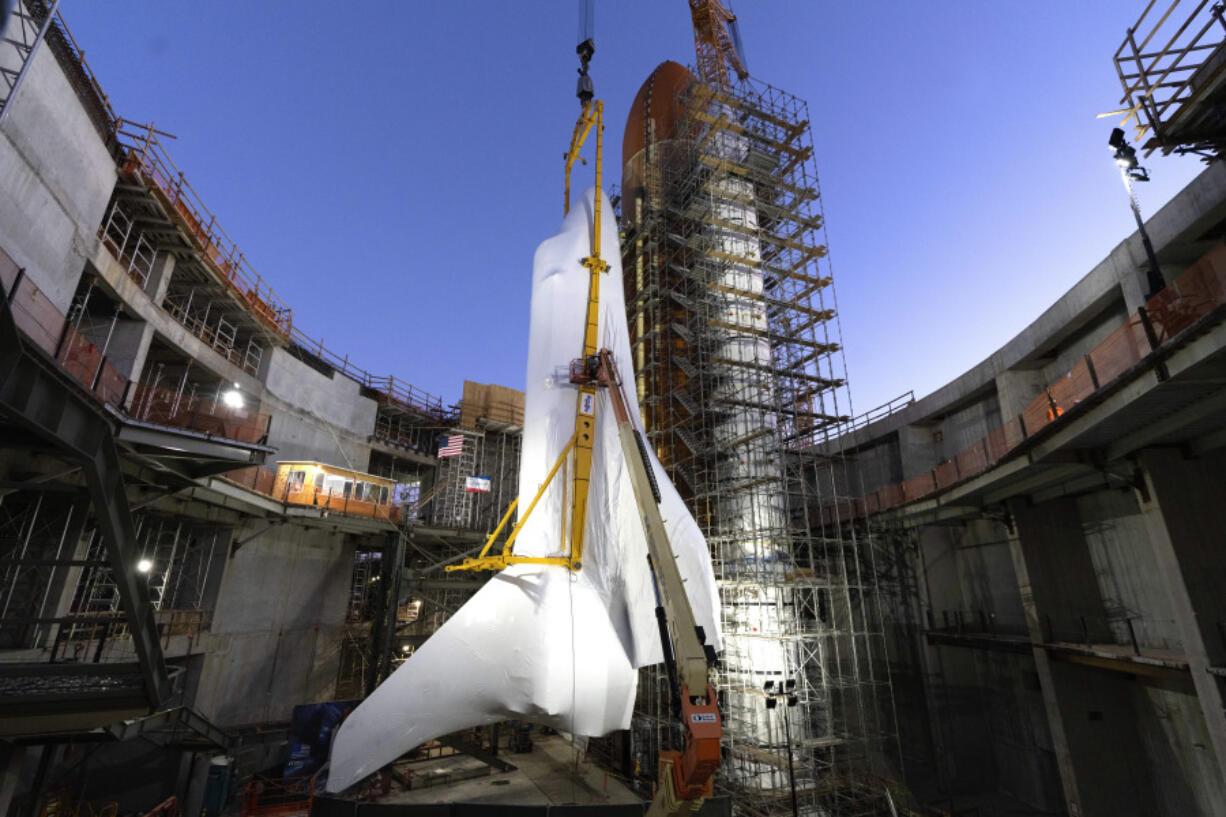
241,777,314,817
288,325,448,421
115,122,293,338
831,241,1226,522
2,248,272,446
835,390,915,437
221,466,414,525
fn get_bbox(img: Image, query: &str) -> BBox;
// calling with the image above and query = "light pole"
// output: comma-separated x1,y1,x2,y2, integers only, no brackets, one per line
765,678,799,817
1109,127,1165,298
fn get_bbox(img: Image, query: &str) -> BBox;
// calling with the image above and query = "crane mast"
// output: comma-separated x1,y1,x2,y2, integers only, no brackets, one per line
688,0,748,91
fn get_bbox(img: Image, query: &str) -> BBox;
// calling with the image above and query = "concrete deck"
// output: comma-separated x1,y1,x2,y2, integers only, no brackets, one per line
375,735,643,808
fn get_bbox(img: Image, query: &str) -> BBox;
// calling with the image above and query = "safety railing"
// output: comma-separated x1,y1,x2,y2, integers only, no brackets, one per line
53,609,214,663
221,466,410,524
129,382,270,445
57,324,127,406
1113,0,1226,152
99,201,157,290
138,797,179,817
225,466,278,497
115,122,293,338
2,261,134,409
846,241,1226,519
371,415,434,454
240,777,314,817
161,294,261,376
834,390,915,437
288,325,449,421
3,256,63,356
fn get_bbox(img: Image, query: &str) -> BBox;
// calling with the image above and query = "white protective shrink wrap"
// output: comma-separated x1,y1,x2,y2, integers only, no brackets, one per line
325,188,720,793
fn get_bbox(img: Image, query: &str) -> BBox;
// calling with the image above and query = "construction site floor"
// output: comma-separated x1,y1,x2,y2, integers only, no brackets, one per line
376,734,644,807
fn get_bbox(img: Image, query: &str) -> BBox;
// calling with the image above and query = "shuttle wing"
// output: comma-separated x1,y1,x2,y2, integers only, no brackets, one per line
325,188,720,793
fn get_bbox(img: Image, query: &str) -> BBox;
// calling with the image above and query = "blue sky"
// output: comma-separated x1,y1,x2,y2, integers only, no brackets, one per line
62,1,1203,416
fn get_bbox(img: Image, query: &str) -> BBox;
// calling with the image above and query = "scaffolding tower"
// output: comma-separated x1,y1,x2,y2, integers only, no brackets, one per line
620,71,902,816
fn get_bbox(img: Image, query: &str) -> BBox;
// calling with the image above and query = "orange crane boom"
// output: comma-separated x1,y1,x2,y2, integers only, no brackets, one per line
688,0,749,90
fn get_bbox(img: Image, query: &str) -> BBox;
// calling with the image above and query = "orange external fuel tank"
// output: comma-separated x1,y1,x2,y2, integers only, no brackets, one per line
620,61,708,514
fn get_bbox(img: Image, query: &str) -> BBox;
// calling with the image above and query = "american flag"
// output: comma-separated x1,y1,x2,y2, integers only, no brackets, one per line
437,434,464,458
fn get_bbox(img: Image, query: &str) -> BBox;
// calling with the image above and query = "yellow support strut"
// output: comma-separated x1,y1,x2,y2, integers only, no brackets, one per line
445,434,578,573
562,98,606,572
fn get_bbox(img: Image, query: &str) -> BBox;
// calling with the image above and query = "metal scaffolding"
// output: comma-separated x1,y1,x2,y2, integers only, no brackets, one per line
430,424,522,535
620,71,901,816
1111,0,1226,157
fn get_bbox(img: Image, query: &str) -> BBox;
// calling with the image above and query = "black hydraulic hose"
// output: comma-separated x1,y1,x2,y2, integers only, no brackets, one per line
633,430,662,504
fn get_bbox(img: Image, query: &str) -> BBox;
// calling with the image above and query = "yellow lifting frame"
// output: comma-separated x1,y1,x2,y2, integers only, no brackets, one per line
562,98,607,573
448,99,607,575
445,434,578,573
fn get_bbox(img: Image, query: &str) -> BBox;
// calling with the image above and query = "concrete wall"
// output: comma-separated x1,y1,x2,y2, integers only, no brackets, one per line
0,15,114,312
828,161,1226,815
262,349,379,467
194,525,353,727
1078,490,1181,651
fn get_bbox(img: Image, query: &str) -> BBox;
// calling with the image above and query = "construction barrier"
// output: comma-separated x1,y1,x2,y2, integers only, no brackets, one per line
117,125,293,339
225,466,278,496
4,268,65,356
241,777,314,817
129,383,269,445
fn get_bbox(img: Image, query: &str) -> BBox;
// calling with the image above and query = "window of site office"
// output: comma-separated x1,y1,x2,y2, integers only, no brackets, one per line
321,475,351,497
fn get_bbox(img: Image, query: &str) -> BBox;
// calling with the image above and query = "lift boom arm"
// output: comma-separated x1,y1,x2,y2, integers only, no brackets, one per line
575,350,722,815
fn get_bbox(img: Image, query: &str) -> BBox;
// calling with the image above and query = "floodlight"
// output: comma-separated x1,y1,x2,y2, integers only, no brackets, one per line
222,385,243,409
764,680,774,691
766,697,777,709
1109,127,1127,149
137,558,153,573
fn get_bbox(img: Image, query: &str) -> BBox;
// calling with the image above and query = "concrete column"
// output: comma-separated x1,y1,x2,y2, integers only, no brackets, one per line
897,424,935,479
1004,503,1084,817
907,532,954,794
146,252,175,307
105,317,153,384
1007,497,1161,817
1135,447,1226,780
994,369,1047,424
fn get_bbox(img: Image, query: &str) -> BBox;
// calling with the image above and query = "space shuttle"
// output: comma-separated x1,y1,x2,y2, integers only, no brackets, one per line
325,188,721,793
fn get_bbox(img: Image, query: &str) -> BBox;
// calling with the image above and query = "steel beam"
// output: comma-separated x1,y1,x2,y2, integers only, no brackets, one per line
0,282,170,707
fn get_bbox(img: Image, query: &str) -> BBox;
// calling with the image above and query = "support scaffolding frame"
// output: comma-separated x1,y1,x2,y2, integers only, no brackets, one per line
621,71,902,816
